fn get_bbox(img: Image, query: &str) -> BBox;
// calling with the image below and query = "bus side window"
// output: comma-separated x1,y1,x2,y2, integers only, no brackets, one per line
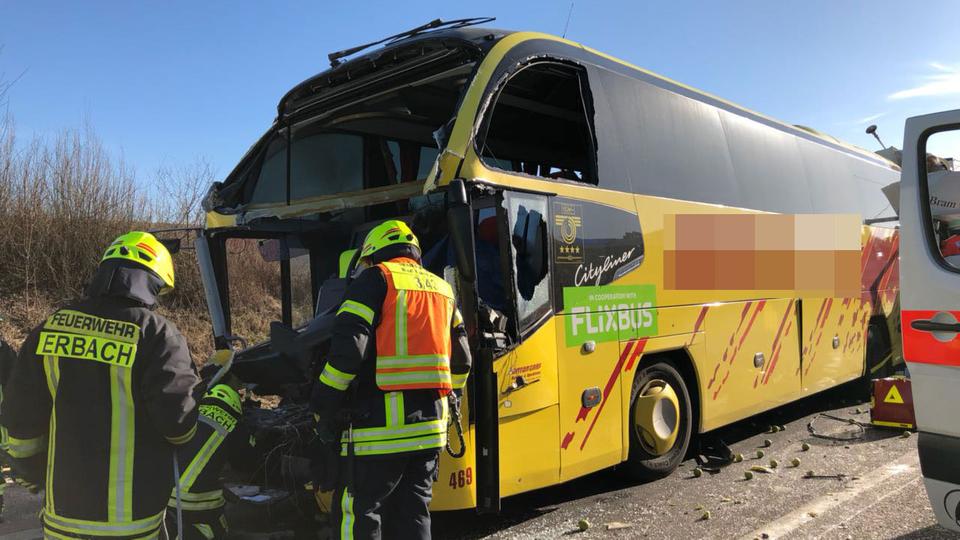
503,192,552,337
478,62,598,186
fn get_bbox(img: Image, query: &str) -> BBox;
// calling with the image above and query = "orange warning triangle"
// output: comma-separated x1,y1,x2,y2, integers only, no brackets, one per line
883,385,905,404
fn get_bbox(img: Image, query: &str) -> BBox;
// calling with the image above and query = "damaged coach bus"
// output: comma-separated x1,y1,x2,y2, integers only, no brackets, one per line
193,19,903,513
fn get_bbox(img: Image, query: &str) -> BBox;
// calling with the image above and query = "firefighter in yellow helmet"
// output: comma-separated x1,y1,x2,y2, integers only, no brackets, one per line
0,231,202,539
165,378,257,539
311,220,472,539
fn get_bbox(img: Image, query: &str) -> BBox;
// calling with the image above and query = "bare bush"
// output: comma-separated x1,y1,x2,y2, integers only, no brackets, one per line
0,116,147,301
154,157,215,226
0,114,286,364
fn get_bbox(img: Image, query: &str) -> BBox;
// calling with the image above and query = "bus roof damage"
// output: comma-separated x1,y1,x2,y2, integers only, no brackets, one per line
201,24,511,227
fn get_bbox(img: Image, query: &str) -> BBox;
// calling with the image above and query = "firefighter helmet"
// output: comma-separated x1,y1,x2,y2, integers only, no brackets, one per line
205,384,242,414
339,248,358,278
101,231,175,293
360,220,420,259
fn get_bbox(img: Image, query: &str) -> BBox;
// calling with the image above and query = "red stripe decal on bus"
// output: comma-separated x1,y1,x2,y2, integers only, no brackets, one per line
818,298,834,330
712,371,731,400
762,301,794,385
688,306,709,346
707,363,720,389
576,340,632,423
736,301,766,354
579,339,648,450
624,340,645,372
810,299,827,341
729,302,753,347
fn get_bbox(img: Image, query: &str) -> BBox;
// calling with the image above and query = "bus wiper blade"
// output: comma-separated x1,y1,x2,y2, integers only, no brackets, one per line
327,17,496,68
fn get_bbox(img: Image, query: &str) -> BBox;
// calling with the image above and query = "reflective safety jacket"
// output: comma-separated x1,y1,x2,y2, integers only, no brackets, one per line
312,257,472,457
0,269,201,539
374,260,457,392
168,385,256,518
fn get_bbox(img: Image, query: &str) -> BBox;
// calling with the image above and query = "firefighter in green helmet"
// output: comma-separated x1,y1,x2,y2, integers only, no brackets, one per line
166,377,257,539
0,231,202,539
311,220,472,539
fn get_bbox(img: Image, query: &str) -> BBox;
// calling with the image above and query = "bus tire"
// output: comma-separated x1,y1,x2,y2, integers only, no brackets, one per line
623,360,692,481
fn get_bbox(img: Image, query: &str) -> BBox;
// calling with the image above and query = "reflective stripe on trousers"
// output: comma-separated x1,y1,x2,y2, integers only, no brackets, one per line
340,488,355,540
42,508,165,538
167,489,226,512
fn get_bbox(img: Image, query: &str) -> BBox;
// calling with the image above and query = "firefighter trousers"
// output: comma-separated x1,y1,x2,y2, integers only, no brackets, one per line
331,449,440,540
163,509,228,540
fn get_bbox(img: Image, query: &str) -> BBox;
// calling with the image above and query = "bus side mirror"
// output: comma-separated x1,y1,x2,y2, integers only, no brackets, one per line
447,179,476,283
158,238,182,255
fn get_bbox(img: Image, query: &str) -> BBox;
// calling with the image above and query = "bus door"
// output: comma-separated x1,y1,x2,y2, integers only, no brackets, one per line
492,190,562,497
899,109,960,532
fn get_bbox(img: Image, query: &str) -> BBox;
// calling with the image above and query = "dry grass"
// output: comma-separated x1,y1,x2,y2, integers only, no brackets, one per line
0,114,281,364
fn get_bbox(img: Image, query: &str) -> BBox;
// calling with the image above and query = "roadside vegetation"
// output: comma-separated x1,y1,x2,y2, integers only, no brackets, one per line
0,111,276,363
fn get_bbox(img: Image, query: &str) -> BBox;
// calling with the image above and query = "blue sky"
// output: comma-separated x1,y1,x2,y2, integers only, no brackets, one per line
1,1,958,182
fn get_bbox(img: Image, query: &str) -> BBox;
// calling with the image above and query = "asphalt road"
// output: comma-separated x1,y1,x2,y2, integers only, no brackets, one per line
432,381,960,540
2,381,958,539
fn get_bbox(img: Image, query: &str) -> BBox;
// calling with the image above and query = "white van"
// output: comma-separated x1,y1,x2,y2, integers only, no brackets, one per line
898,109,960,532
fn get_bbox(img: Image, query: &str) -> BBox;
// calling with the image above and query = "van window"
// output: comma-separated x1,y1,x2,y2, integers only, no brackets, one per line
479,62,597,185
921,129,960,269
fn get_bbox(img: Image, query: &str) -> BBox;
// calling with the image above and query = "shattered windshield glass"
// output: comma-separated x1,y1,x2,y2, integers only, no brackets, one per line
245,62,475,206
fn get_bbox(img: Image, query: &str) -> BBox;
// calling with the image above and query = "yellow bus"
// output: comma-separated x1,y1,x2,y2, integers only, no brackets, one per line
194,19,903,512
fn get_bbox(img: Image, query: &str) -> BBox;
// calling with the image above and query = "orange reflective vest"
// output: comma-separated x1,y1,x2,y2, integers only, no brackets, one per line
375,258,455,392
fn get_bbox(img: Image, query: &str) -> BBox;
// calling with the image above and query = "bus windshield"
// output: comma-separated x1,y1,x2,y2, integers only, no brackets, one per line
218,59,476,211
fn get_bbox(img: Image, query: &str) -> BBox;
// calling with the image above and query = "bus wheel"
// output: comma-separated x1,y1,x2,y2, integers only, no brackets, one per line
624,361,692,481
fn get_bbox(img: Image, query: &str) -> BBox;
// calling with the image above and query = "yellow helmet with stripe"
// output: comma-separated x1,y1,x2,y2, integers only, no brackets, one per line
101,231,175,293
339,248,358,278
205,384,242,414
360,220,420,259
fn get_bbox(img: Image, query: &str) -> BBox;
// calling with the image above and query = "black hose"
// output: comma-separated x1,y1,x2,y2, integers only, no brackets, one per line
807,413,866,441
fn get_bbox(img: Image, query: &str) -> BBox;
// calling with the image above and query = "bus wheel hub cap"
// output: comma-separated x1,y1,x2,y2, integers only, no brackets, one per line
634,379,680,456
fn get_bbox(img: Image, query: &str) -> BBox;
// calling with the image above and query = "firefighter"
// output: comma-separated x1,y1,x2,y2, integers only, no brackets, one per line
165,376,257,539
0,231,202,539
311,220,472,540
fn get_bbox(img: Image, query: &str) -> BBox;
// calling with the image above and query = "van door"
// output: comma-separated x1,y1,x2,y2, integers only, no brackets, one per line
899,109,960,532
